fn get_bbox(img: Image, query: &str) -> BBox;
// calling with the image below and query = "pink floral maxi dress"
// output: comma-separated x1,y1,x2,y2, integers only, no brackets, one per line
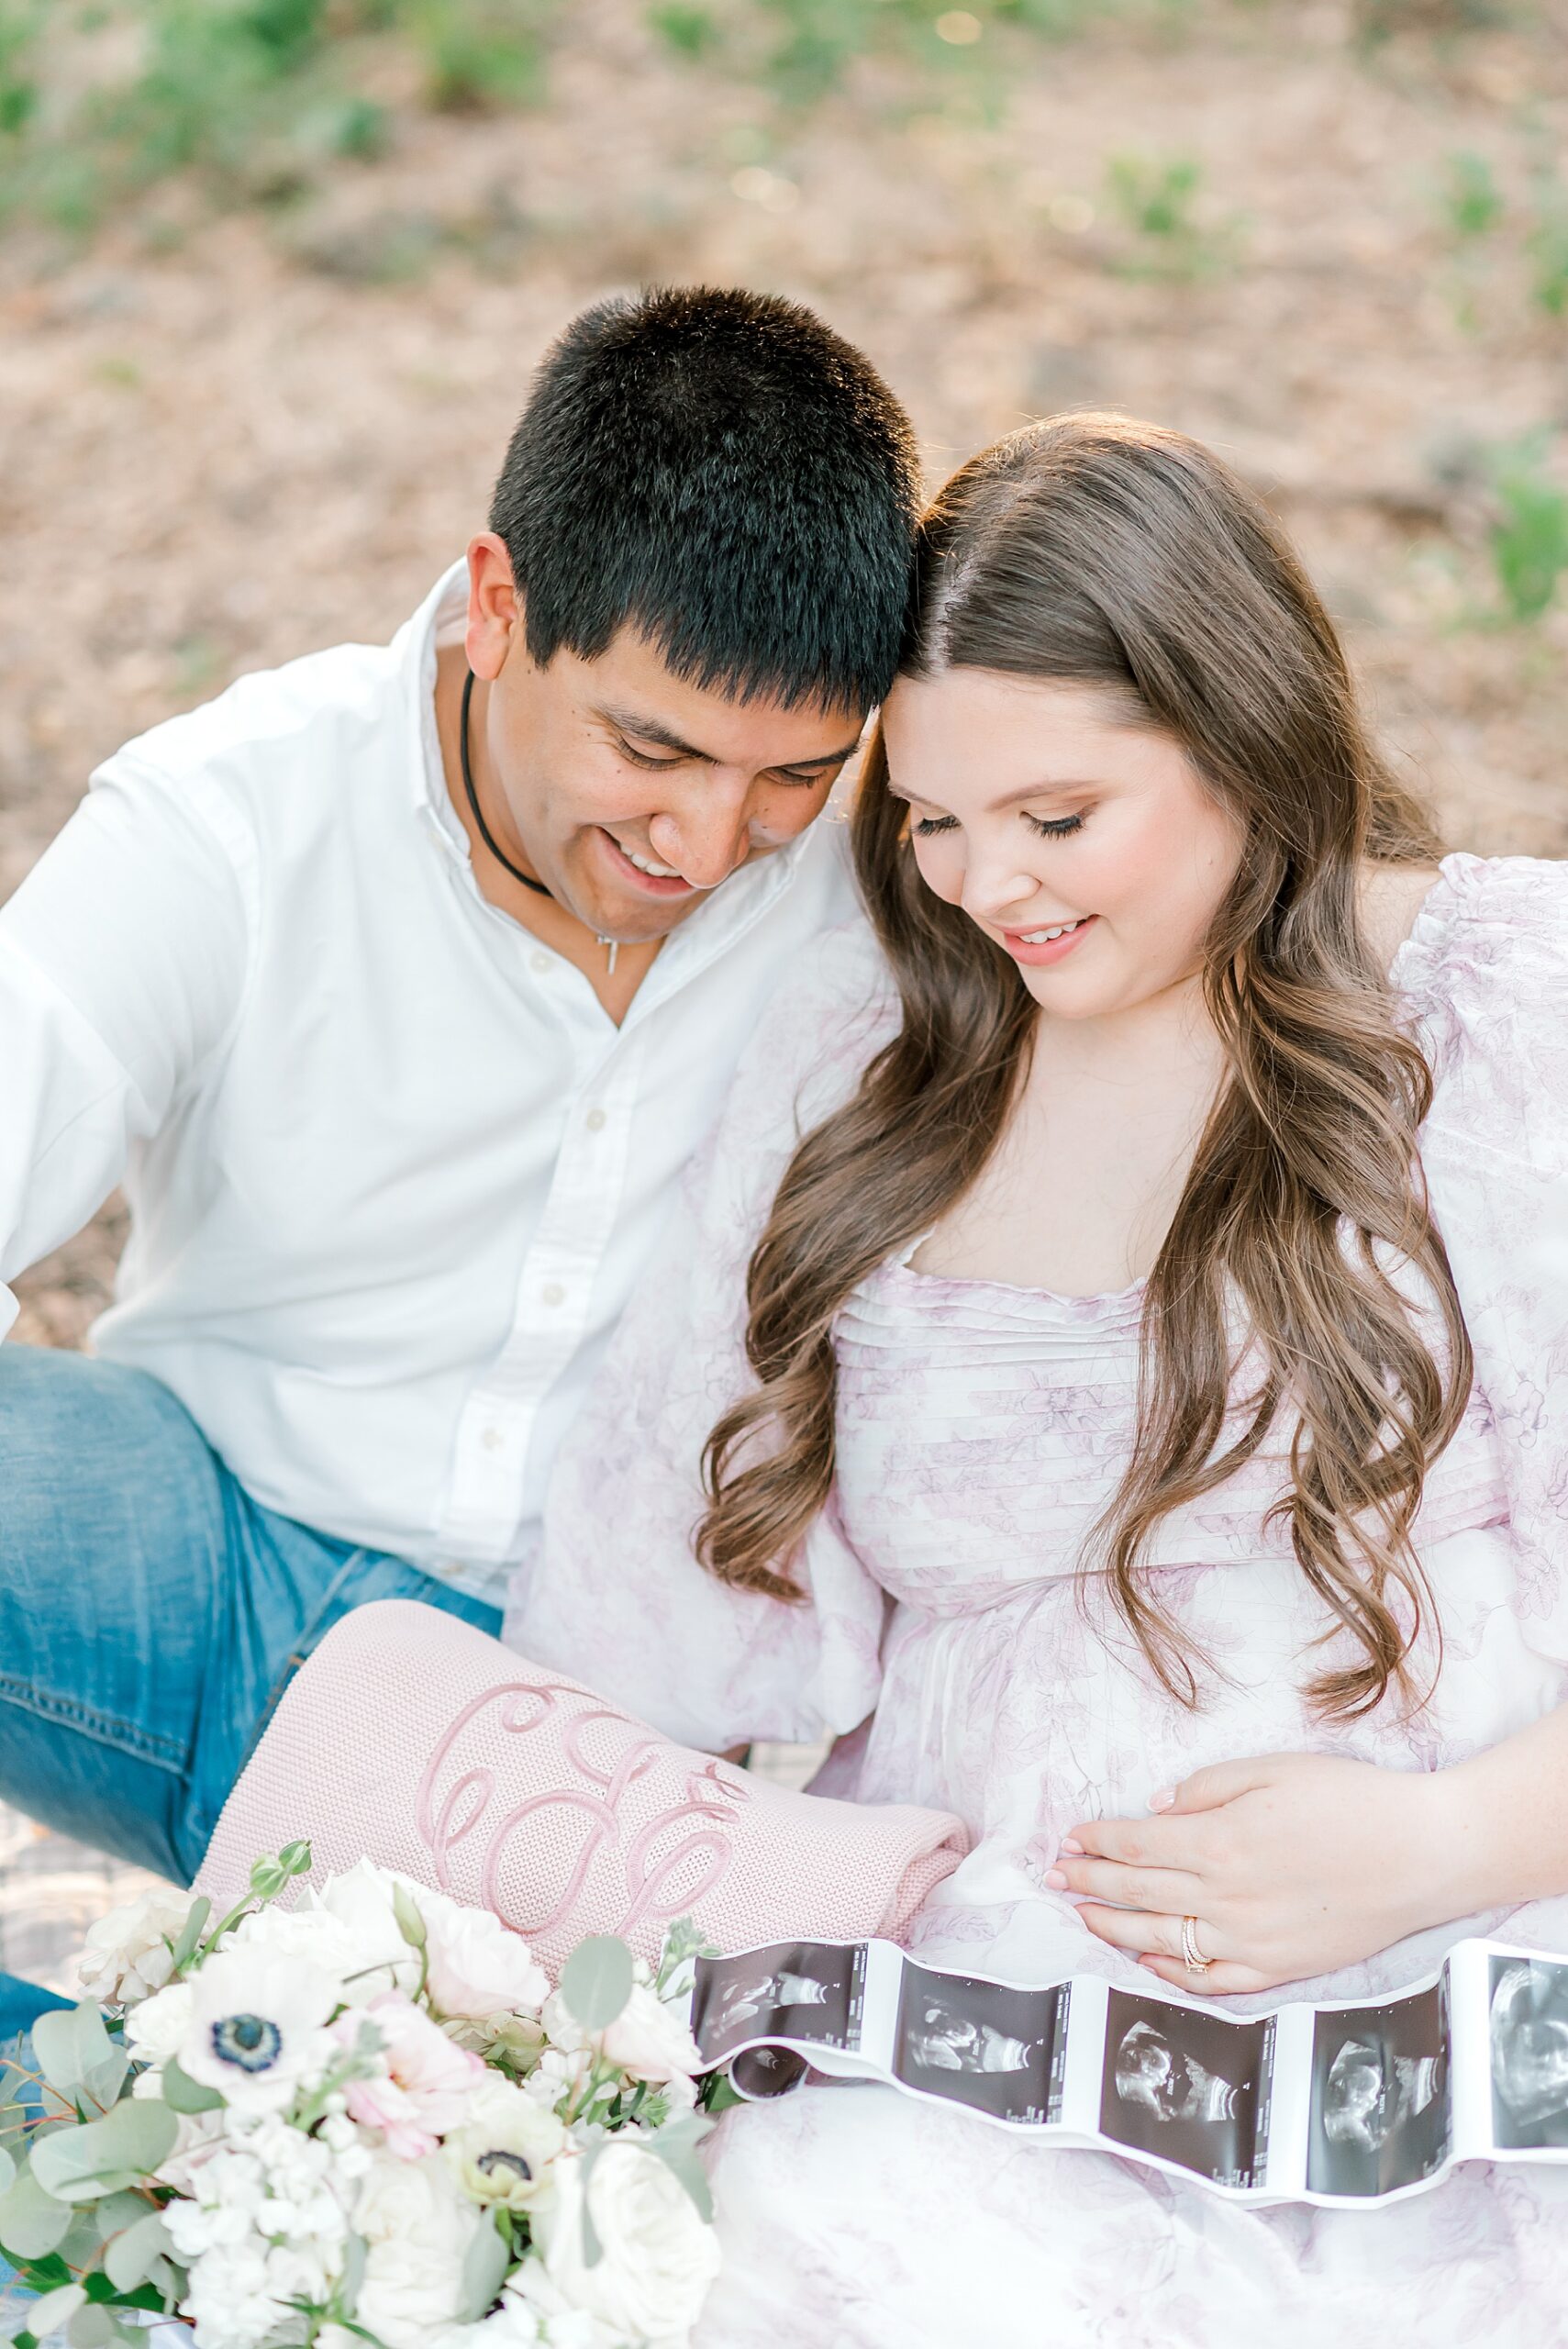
508,855,1568,2349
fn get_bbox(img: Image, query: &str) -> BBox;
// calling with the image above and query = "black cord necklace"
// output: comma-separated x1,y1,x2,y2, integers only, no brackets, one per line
460,668,620,971
460,667,551,898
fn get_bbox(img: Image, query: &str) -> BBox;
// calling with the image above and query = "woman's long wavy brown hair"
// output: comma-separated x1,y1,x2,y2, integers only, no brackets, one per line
697,414,1473,1719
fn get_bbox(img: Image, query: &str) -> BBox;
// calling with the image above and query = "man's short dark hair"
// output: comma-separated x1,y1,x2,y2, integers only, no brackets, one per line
489,285,921,713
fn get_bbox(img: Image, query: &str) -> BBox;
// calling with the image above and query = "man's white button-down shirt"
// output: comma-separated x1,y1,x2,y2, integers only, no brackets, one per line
0,564,859,1605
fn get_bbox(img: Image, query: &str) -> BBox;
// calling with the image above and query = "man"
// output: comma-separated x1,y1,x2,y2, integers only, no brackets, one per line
0,286,920,1943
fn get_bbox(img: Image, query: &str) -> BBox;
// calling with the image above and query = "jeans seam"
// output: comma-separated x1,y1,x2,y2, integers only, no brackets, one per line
0,1672,186,1771
234,1545,379,1779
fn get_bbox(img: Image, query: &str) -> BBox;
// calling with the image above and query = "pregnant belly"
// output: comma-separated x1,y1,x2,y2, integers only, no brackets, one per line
853,1526,1561,1881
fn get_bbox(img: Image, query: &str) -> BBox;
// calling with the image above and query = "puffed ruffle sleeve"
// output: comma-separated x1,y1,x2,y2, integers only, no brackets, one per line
1404,854,1568,1659
506,919,901,1750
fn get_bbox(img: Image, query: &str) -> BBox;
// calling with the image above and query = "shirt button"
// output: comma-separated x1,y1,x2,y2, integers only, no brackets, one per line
530,952,550,974
481,1426,504,1453
541,1281,566,1307
585,1107,606,1132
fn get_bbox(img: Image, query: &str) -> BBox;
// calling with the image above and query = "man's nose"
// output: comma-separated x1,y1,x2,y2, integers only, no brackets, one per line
648,783,753,889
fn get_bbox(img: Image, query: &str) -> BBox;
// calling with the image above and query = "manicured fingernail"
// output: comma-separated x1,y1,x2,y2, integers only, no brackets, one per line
1059,1837,1084,1855
1149,1788,1175,1812
1044,1869,1068,1890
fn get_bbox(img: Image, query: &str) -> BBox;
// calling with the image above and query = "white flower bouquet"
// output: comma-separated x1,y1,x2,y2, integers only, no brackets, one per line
0,1846,728,2349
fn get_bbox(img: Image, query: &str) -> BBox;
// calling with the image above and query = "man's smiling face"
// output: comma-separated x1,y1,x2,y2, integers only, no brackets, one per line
468,541,866,945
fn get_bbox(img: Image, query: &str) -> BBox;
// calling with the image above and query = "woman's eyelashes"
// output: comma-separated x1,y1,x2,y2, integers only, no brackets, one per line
910,810,1086,840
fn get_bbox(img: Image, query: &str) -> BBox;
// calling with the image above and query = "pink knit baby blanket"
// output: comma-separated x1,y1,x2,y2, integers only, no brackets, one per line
196,1600,969,1970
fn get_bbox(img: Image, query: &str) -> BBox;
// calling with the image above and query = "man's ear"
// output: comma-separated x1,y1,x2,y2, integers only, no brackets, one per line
464,531,524,683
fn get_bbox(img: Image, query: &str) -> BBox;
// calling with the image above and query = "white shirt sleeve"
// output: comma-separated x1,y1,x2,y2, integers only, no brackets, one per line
0,753,251,1339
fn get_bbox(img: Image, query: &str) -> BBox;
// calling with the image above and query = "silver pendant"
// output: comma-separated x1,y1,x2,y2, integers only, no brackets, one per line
596,936,618,974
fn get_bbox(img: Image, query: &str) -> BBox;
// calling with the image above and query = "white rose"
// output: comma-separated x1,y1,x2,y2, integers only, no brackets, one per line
124,1978,195,2067
532,2143,720,2347
307,1859,428,2000
353,2151,484,2349
425,1905,550,2023
593,1984,704,2092
77,1887,195,2004
231,1899,361,1977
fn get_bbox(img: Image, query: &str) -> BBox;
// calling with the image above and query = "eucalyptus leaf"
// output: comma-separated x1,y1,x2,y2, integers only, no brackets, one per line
169,1898,211,1976
558,1937,635,2033
0,2165,74,2257
457,2210,510,2323
145,2254,181,2303
32,2007,126,2113
338,2230,367,2317
645,2135,714,2224
578,2140,605,2271
0,2141,14,2195
93,2190,149,2237
67,2305,119,2349
104,2209,174,2293
30,2099,177,2203
160,2058,222,2115
21,2284,86,2339
57,2205,107,2268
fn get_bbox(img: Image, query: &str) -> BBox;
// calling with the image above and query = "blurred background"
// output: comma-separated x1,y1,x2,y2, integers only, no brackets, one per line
1,0,1566,1976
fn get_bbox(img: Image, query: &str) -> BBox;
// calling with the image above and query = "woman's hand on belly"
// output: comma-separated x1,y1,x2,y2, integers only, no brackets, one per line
1044,1750,1463,1997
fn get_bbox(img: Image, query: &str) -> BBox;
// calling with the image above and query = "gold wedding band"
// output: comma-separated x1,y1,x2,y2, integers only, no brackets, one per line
1181,1915,1211,1976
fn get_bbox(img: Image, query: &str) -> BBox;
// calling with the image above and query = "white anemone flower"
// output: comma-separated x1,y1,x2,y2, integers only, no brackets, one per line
178,1947,339,2113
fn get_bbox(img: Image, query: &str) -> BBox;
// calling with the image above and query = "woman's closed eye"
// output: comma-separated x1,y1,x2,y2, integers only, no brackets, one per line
910,810,1086,839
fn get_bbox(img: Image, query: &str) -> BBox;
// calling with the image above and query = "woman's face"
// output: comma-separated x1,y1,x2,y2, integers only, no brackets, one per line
881,668,1245,1021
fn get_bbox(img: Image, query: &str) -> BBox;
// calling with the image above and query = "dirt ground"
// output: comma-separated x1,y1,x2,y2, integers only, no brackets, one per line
4,0,1568,1352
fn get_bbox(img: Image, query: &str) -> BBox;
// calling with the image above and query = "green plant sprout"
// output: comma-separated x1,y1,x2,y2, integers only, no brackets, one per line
1441,150,1503,240
1104,150,1241,280
1487,438,1568,624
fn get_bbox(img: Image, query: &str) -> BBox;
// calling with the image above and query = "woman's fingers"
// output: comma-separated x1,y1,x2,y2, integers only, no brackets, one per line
1074,1901,1194,1964
1064,1814,1206,1871
1137,1954,1274,1998
1046,1855,1201,1913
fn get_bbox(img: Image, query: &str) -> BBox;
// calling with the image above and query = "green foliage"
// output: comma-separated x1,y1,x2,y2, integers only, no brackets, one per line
648,2,721,57
402,0,552,109
1487,438,1568,622
1104,150,1240,279
558,1935,635,2032
30,2007,128,2119
0,0,41,139
1441,150,1503,239
29,2099,179,2203
1528,196,1568,319
0,0,557,234
647,0,1129,109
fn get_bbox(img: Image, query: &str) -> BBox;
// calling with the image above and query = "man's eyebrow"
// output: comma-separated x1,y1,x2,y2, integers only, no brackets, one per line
597,702,862,771
595,703,713,760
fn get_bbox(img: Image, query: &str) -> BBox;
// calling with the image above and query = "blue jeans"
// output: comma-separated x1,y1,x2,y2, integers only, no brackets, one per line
0,1345,502,1896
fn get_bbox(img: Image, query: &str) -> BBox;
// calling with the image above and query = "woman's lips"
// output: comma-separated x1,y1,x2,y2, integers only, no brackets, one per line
999,914,1097,967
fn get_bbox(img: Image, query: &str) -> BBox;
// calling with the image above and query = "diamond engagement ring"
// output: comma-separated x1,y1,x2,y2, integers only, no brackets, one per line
1181,1915,1211,1976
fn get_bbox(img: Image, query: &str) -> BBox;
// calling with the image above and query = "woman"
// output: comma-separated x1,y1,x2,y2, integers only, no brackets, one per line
511,414,1568,2344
